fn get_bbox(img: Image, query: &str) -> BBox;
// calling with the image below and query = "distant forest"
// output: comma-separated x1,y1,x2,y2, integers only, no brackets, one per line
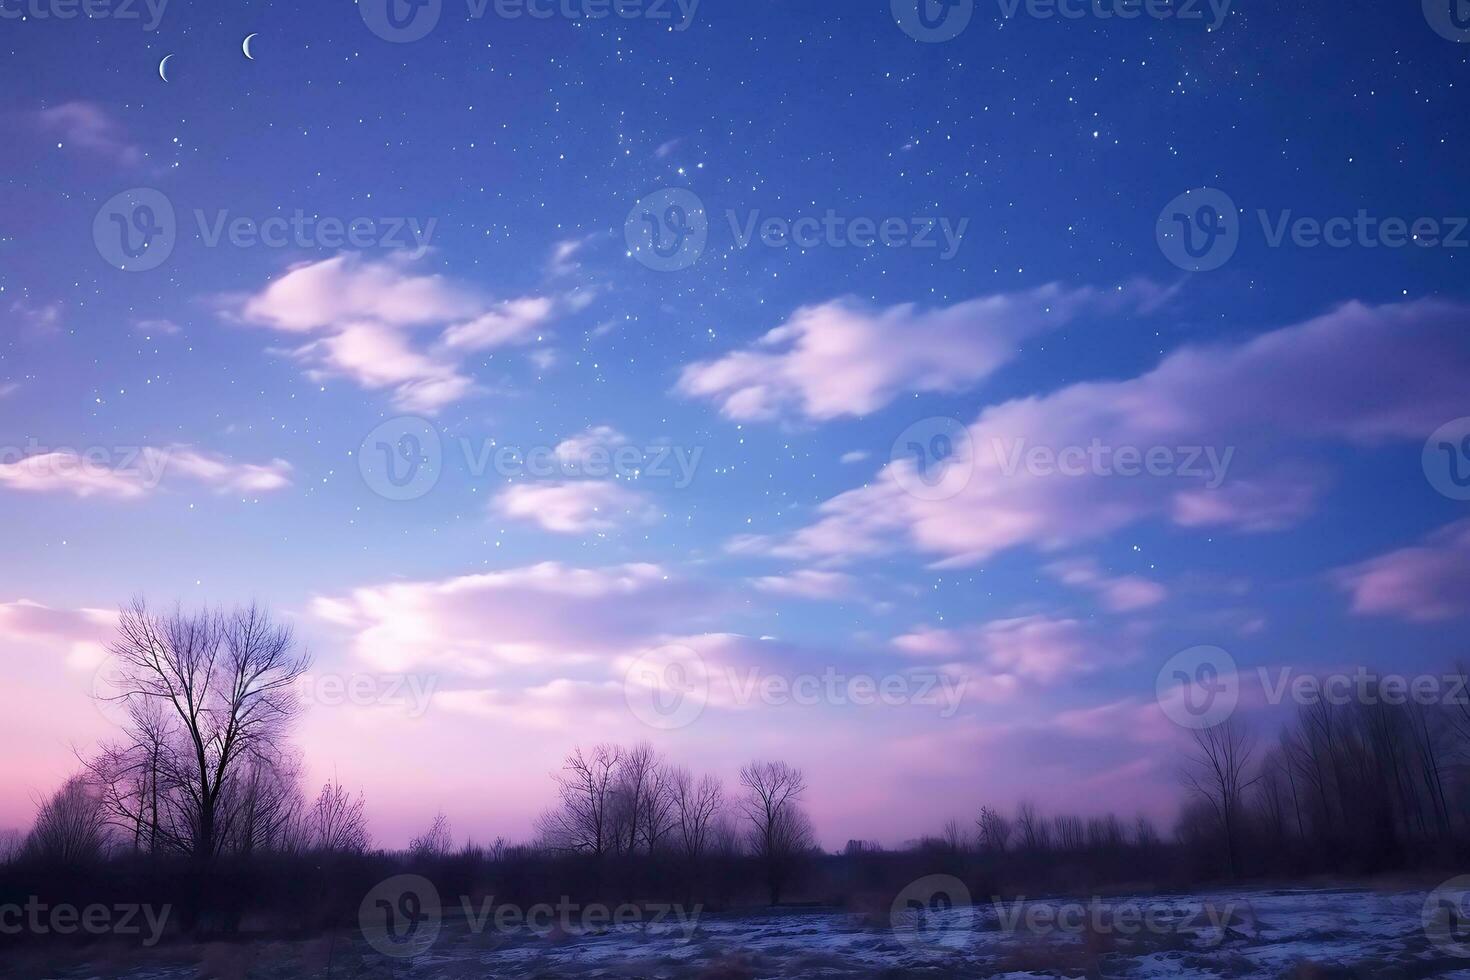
6,600,1470,946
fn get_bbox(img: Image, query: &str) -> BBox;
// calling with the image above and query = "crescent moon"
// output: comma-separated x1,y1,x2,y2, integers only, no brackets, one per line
158,54,173,82
242,34,257,60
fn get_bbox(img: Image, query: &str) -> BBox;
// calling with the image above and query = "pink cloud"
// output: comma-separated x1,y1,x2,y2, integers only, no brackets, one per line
1333,519,1470,622
894,614,1121,693
678,281,1171,422
1045,558,1167,612
741,299,1470,567
36,102,142,166
233,255,557,413
750,569,858,601
0,446,291,499
312,561,692,675
494,481,655,533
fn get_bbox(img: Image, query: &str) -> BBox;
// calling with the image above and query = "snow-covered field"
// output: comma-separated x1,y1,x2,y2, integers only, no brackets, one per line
19,884,1470,978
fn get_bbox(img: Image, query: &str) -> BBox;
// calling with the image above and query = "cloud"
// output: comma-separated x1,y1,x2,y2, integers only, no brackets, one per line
0,600,116,671
10,299,63,333
239,254,482,332
132,318,181,336
35,102,142,166
894,615,1109,686
840,451,870,465
439,297,554,351
554,426,629,468
231,255,558,414
494,481,655,533
0,446,291,499
1333,519,1470,622
1045,558,1166,612
741,299,1470,567
547,236,596,277
312,561,691,676
291,322,476,414
677,281,1169,422
751,569,858,601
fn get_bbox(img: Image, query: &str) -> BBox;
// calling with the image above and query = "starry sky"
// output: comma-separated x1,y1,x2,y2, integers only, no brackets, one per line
2,0,1469,848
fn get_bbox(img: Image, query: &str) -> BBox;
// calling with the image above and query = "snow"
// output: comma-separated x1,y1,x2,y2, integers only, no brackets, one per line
41,884,1470,978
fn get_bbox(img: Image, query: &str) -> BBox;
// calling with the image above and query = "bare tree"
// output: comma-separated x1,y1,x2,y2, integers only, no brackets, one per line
941,818,968,854
611,742,661,855
26,776,110,864
672,768,724,862
1014,801,1050,852
641,760,679,855
309,779,370,853
97,600,310,861
410,812,452,858
738,760,814,904
536,744,621,857
1179,717,1257,877
0,829,22,866
976,806,1011,854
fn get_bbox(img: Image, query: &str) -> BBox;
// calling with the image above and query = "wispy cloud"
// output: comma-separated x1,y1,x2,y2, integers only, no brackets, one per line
494,481,655,534
736,299,1470,568
678,281,1171,423
232,254,558,414
1333,519,1470,622
0,446,292,499
35,101,143,166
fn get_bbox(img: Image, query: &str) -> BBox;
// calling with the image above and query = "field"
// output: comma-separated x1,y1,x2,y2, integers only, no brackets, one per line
14,884,1470,979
